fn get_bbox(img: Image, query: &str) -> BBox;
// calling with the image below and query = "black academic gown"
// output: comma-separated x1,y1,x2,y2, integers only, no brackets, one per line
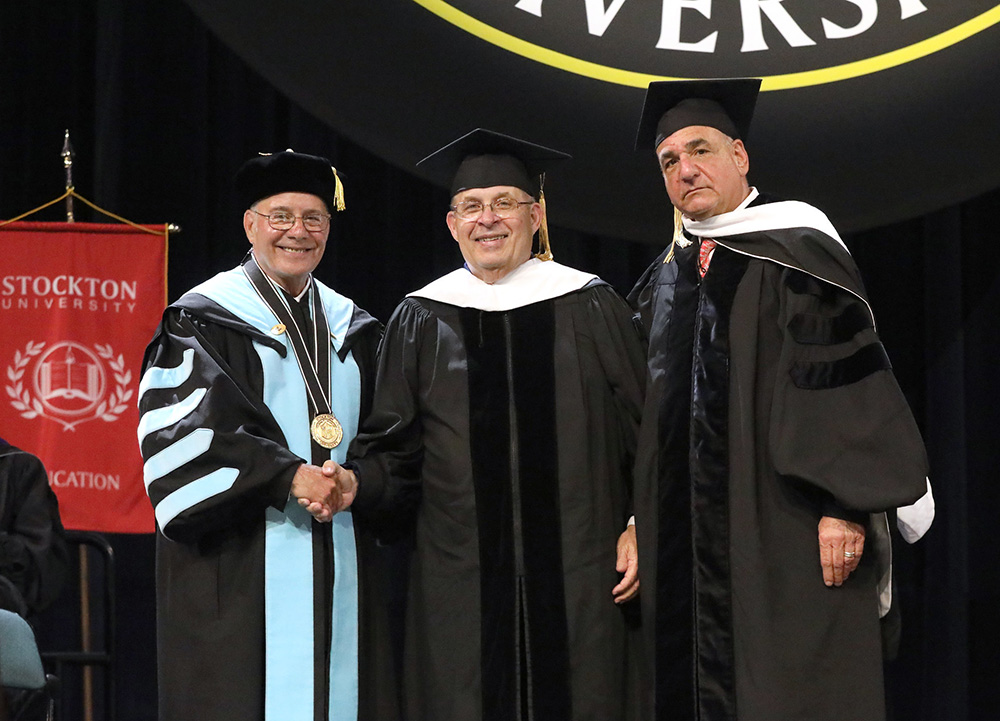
0,441,69,618
629,195,928,721
350,265,649,721
138,269,396,721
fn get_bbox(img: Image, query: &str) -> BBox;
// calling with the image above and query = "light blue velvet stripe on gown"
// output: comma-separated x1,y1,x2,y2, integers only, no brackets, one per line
258,344,317,721
326,305,360,721
190,267,361,721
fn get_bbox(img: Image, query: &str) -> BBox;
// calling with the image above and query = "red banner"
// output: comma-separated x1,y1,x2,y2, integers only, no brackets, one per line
1,221,166,533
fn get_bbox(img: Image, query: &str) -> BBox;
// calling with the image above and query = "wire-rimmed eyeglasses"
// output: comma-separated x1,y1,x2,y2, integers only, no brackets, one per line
450,197,533,221
250,208,331,232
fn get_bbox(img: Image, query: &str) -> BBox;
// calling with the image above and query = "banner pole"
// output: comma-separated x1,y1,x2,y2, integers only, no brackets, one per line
61,130,75,223
63,128,95,719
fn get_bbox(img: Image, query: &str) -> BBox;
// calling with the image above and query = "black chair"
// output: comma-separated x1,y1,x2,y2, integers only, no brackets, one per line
0,609,58,721
39,532,115,721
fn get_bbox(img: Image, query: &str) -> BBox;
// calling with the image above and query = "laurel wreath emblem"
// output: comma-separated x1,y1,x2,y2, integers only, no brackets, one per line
94,343,134,421
5,341,45,419
4,341,134,431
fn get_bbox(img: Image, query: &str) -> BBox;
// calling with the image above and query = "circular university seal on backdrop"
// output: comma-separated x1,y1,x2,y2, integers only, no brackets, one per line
181,0,1000,242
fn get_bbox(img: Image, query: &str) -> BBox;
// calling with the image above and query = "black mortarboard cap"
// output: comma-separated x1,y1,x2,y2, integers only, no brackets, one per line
235,149,345,213
416,128,571,198
634,78,762,151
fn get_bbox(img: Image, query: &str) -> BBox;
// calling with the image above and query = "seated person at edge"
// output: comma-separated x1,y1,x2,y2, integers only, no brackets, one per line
0,438,68,622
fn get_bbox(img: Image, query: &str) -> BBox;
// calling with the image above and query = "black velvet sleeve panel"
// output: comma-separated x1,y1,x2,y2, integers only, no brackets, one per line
139,308,304,544
769,266,928,512
789,343,892,390
786,302,873,346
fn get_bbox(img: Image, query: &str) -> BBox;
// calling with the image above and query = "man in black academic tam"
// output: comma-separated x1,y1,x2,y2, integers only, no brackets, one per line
628,80,930,721
235,149,345,217
137,149,395,721
331,128,650,721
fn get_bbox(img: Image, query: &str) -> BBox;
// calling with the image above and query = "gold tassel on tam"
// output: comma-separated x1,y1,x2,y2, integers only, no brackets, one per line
332,167,346,211
534,172,554,261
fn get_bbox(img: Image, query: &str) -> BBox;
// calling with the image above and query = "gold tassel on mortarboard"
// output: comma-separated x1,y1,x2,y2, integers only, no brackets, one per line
332,167,345,212
534,172,554,261
663,206,684,264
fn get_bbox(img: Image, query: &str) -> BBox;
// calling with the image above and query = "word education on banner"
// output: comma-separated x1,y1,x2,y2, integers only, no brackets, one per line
1,221,166,533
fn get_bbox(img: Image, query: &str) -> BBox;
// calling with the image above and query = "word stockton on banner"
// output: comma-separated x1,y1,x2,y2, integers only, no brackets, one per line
1,221,166,533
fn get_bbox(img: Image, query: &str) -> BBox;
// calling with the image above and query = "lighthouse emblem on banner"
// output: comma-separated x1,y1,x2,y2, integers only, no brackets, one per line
6,340,133,431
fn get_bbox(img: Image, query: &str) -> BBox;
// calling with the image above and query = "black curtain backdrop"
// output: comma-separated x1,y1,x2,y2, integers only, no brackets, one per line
1,2,997,720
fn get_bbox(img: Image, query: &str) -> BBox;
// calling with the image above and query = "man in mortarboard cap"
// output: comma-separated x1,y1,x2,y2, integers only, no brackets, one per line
137,150,398,721
628,80,930,721
326,129,649,720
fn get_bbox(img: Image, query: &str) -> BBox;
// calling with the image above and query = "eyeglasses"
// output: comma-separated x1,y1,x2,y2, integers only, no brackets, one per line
250,208,331,232
450,197,533,221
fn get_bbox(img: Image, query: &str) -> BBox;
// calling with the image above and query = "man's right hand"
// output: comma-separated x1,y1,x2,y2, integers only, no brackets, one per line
290,462,358,522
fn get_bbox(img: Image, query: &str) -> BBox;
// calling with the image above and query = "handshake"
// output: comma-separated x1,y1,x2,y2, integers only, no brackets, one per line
290,460,358,523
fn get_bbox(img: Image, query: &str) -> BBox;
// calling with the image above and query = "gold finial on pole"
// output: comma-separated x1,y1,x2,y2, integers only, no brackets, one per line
61,129,75,222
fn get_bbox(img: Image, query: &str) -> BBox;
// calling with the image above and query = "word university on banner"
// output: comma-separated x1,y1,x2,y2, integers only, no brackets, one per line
1,221,166,533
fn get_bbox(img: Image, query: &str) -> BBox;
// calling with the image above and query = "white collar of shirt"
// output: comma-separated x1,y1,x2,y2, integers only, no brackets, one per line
408,258,598,312
291,279,312,302
737,187,760,210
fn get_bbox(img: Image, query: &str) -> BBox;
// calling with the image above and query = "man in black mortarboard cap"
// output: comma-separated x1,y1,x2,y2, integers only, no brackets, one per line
628,80,931,721
325,129,650,721
416,127,568,278
137,150,399,721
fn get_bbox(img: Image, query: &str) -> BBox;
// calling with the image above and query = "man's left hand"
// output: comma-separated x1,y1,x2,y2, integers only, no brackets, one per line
612,525,640,604
818,515,865,587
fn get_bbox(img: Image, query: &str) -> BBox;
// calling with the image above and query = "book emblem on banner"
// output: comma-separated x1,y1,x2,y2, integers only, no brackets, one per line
5,341,133,431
